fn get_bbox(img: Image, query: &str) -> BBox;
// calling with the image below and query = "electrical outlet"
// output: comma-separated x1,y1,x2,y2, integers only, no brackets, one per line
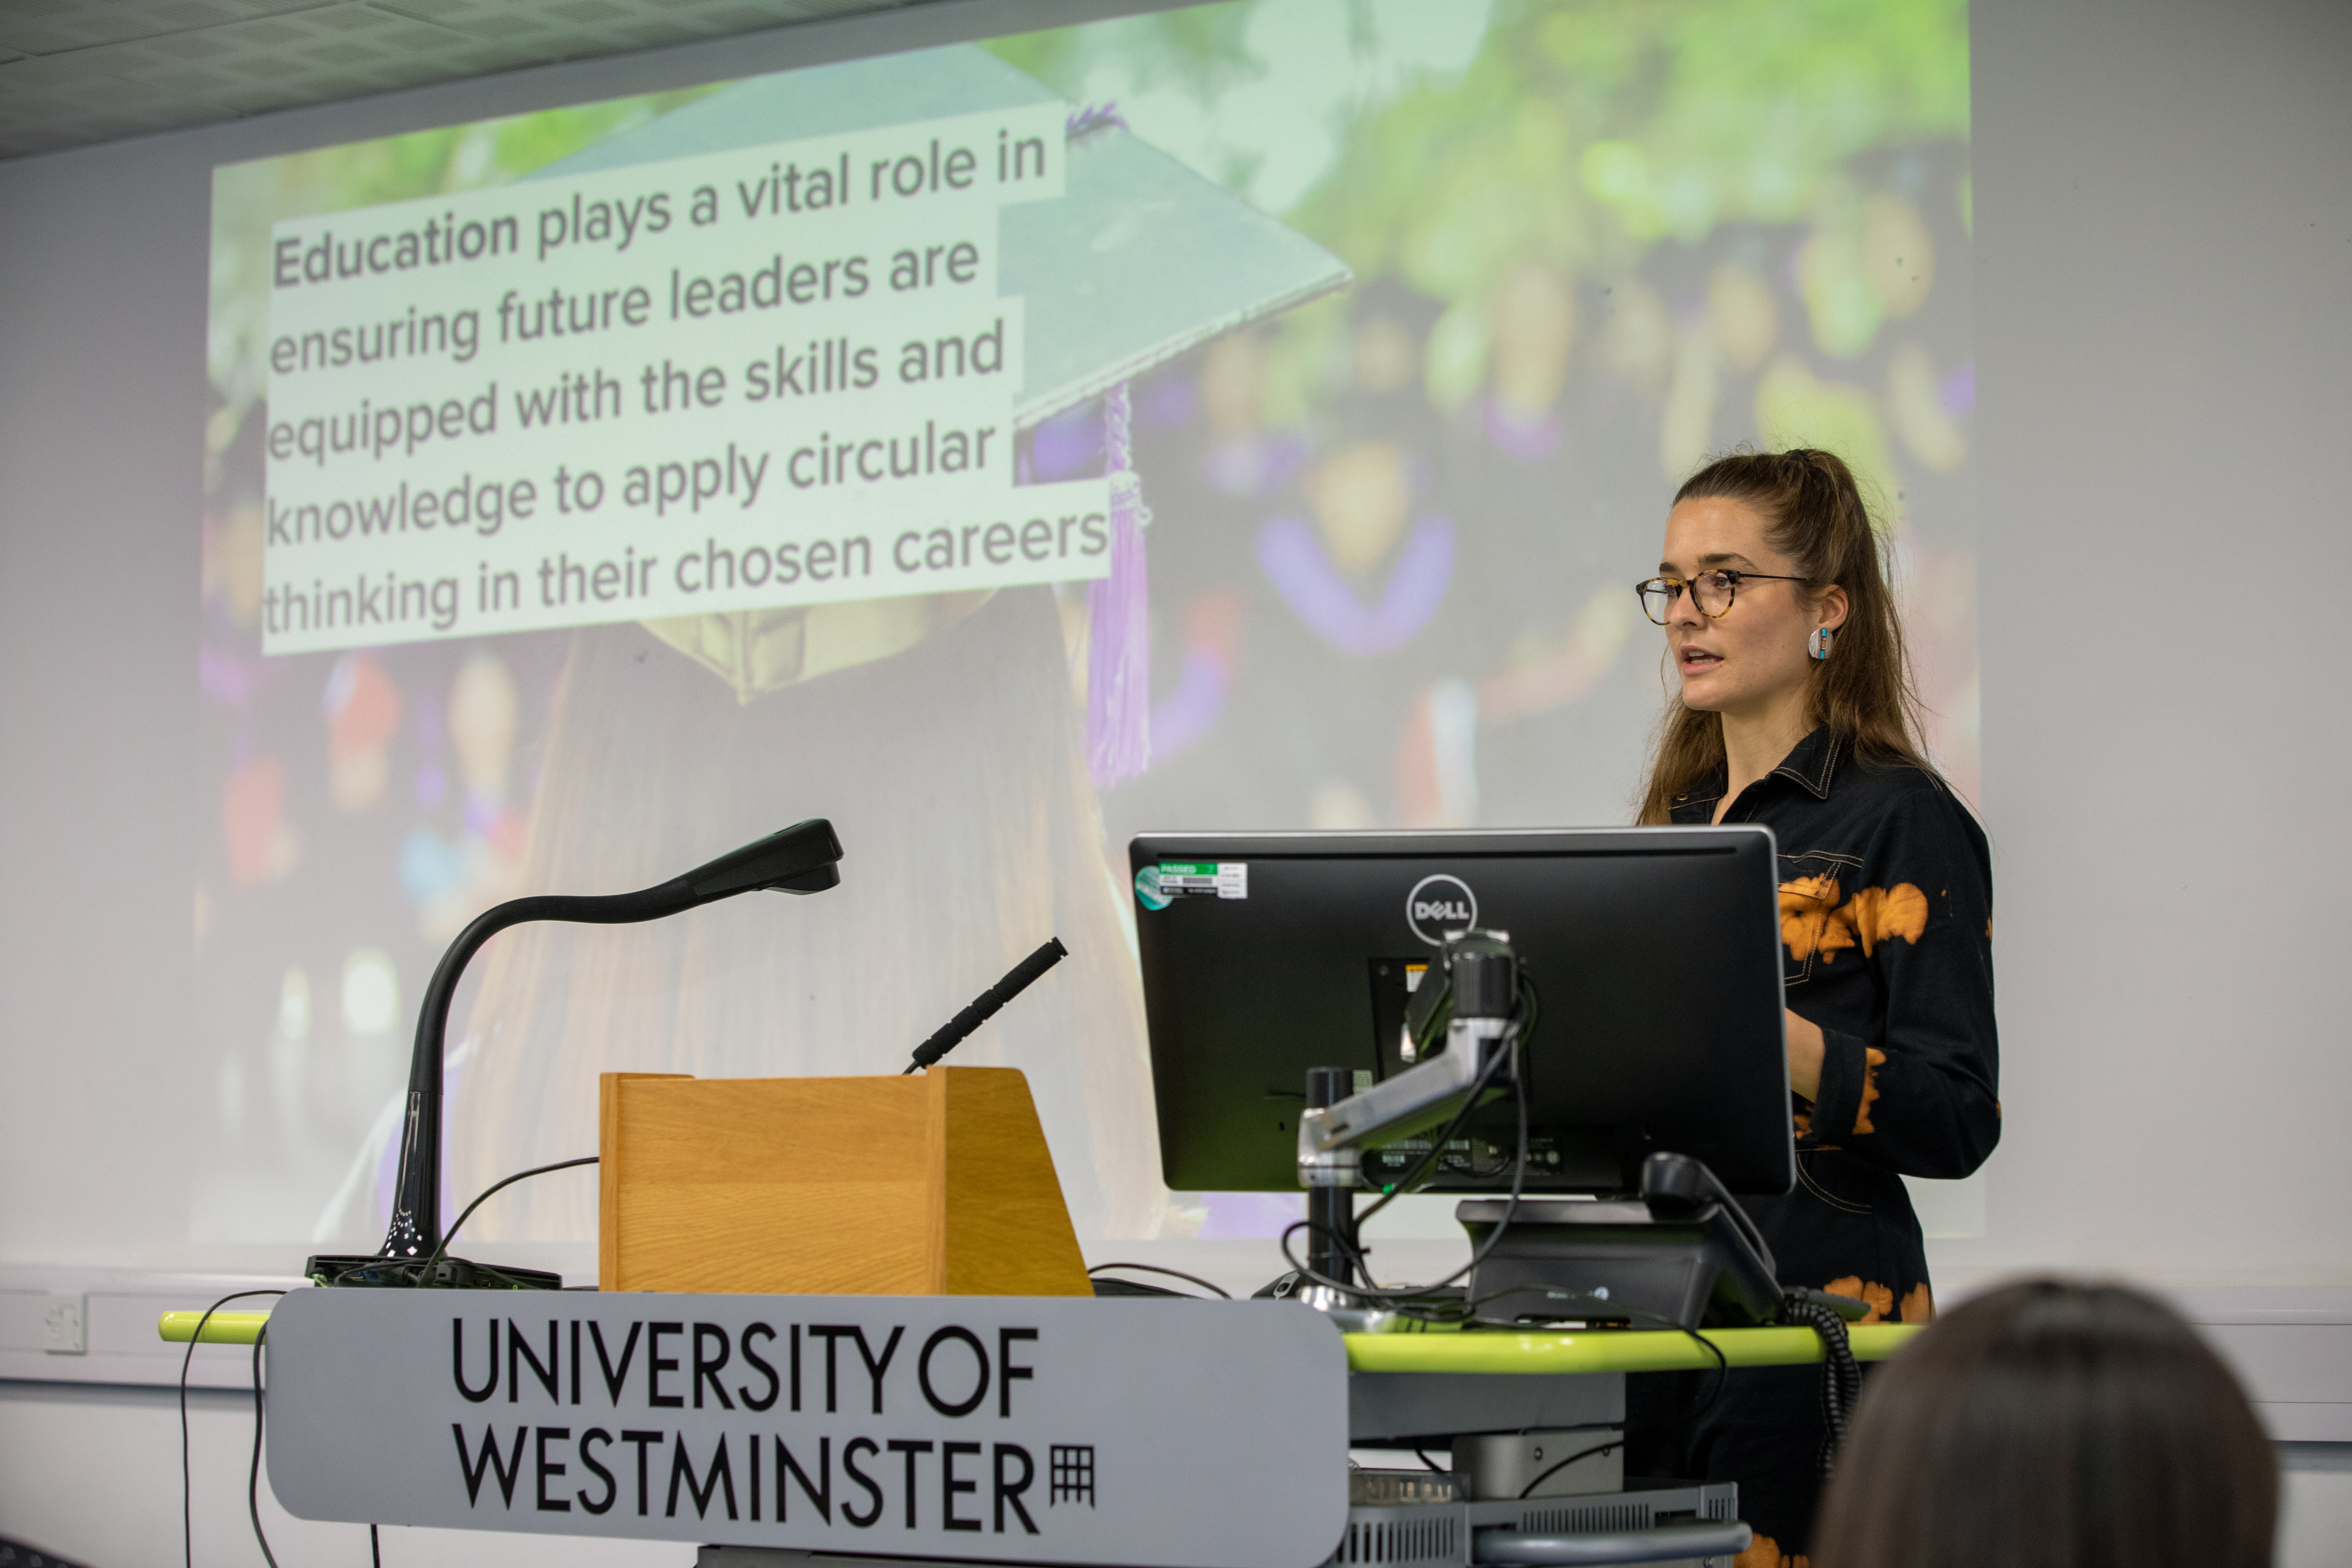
42,1294,85,1354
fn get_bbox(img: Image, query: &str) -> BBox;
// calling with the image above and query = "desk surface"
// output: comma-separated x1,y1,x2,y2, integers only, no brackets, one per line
1343,1322,1918,1373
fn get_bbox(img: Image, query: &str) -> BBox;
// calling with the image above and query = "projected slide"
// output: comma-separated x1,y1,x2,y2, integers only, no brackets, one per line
259,106,1112,651
199,0,1976,1248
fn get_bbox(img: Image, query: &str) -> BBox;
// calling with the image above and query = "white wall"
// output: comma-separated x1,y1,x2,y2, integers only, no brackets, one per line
1961,0,2352,1290
3,0,2351,1560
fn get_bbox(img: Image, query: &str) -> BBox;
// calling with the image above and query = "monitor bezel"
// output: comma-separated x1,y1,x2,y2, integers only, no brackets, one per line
1128,825,1797,1201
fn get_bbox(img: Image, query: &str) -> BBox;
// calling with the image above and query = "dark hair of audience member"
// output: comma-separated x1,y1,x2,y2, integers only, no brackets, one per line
1812,1278,2276,1568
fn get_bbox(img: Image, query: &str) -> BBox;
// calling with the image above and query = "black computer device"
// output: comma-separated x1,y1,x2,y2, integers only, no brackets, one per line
1128,827,1796,1200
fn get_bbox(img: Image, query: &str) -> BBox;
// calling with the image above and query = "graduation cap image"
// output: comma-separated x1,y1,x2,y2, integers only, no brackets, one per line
529,42,1353,782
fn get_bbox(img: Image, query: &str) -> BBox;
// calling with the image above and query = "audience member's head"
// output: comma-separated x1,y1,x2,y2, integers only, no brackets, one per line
1812,1278,2276,1568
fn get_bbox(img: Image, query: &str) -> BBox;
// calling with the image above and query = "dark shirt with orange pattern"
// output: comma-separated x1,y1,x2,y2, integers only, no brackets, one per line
1628,724,1999,1566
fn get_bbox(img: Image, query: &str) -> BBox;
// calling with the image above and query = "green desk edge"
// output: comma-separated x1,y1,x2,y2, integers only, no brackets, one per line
1344,1323,1920,1374
160,1310,271,1345
163,1307,1919,1366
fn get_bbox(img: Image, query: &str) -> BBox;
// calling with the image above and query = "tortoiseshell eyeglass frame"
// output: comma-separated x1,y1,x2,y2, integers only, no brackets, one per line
1634,569,1809,626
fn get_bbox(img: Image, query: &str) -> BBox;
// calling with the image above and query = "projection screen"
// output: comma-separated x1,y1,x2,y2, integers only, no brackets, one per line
196,0,1978,1250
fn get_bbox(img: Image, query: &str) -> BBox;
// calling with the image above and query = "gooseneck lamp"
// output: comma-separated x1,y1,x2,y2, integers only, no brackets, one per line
310,819,843,1289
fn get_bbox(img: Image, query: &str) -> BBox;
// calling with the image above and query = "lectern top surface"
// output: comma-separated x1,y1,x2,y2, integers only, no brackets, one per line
1341,1322,1921,1375
166,1302,1919,1374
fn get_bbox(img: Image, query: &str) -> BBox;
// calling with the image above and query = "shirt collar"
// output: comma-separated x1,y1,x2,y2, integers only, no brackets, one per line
1665,726,1841,822
1667,784,1720,824
1769,725,1842,800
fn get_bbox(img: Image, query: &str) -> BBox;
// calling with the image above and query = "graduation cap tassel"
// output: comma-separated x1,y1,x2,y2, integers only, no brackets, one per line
1086,380,1152,786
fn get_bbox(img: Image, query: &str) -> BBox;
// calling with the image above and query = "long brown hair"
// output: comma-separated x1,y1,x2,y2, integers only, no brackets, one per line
1813,1279,2278,1568
1636,448,1931,822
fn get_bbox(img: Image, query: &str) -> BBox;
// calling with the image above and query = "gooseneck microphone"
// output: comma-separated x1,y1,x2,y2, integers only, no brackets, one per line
316,819,844,1286
904,938,1069,1073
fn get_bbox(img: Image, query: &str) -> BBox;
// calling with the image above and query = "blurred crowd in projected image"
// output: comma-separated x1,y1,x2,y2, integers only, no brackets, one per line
195,0,1975,1243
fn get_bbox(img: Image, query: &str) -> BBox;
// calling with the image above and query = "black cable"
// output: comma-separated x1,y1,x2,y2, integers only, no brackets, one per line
1304,1043,1531,1310
1280,1028,1532,1307
1782,1292,1862,1478
249,1324,278,1568
1517,1439,1621,1499
372,1522,382,1564
1276,979,1535,1304
1440,1290,1734,1448
1278,964,1733,1455
1348,1009,1512,1233
1416,1447,1449,1474
1275,1215,1379,1297
1396,1039,1531,1300
1626,1319,1737,1439
1370,974,1539,1243
1085,1262,1232,1298
182,1288,285,1568
413,1155,598,1285
1393,1289,1732,1469
1360,975,1537,1234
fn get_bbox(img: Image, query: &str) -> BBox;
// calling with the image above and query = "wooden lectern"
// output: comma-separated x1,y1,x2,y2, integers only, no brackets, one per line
598,1066,1092,1296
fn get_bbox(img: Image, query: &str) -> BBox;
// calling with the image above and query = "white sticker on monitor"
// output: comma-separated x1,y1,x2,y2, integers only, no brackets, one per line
1156,861,1247,899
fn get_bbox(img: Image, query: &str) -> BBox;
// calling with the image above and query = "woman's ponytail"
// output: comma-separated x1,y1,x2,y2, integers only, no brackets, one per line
1636,448,1932,824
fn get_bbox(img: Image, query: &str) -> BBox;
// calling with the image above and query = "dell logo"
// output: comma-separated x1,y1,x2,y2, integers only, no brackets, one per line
1405,874,1477,946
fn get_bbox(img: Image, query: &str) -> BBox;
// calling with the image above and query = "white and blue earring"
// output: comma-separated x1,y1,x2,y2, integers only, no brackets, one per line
1808,627,1834,661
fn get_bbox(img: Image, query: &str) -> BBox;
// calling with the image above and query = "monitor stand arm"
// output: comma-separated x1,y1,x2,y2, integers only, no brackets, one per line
1293,931,1522,1304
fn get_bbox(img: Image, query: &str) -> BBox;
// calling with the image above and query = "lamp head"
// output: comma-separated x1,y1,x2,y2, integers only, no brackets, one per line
681,818,845,904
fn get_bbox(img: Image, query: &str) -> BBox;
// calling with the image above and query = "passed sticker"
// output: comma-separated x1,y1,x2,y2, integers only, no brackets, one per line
1144,860,1248,902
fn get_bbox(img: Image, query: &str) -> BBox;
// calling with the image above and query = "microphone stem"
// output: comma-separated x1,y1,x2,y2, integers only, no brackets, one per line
905,938,1069,1073
379,882,692,1260
374,818,841,1265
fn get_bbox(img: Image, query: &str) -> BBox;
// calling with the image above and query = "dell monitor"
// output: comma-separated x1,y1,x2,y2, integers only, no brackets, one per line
1128,827,1795,1199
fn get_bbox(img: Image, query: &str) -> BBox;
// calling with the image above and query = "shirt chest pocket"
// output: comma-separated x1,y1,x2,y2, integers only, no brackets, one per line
1776,849,1865,988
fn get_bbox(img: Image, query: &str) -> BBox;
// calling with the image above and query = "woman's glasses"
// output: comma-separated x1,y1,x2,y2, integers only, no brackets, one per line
1634,569,1807,626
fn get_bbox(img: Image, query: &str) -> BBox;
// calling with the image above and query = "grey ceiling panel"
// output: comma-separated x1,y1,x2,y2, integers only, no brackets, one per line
0,0,935,159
